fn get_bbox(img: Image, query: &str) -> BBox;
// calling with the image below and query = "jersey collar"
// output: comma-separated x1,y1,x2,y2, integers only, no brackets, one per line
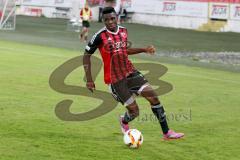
106,26,119,35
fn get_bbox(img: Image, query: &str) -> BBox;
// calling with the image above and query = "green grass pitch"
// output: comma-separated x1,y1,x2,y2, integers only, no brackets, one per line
0,16,240,160
0,40,240,160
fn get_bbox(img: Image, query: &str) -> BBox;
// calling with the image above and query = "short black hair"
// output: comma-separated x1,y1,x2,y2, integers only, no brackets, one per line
102,7,116,15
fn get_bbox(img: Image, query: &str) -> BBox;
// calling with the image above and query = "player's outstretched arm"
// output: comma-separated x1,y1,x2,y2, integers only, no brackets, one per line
83,52,95,92
127,45,156,55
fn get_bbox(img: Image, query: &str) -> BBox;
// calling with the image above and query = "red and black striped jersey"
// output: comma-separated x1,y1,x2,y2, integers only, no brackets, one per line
85,25,135,84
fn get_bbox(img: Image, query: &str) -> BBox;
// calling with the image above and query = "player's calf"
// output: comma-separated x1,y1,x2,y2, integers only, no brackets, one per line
120,103,140,134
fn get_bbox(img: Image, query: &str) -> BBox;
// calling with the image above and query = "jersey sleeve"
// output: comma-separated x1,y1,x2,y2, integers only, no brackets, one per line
90,10,92,17
80,9,83,17
85,32,102,54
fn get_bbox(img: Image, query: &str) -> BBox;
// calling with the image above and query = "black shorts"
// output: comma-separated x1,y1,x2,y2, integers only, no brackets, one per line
82,21,90,28
109,70,149,106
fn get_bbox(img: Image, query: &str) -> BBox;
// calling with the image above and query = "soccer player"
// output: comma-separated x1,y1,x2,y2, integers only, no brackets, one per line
80,3,92,42
83,7,184,140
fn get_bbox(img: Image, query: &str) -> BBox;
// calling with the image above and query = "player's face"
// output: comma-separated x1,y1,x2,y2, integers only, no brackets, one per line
103,12,118,32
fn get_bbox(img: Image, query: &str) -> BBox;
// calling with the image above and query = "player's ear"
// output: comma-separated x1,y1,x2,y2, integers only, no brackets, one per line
101,15,106,22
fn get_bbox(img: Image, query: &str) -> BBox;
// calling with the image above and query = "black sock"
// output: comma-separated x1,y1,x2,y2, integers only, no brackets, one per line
123,111,136,124
151,104,169,134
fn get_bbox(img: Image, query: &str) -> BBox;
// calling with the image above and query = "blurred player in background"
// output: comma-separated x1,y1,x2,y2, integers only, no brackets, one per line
80,2,92,42
83,7,184,140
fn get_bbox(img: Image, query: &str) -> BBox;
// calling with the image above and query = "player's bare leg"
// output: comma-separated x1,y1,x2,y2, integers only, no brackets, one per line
141,85,184,140
120,100,139,134
84,28,89,42
80,27,88,42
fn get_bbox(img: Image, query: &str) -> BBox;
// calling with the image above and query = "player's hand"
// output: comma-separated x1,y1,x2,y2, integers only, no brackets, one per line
145,45,156,55
86,81,95,93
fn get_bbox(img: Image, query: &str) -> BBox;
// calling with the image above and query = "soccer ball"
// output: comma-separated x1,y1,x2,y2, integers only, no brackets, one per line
123,129,143,148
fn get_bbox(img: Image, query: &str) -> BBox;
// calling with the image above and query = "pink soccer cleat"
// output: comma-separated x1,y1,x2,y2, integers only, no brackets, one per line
119,116,129,134
163,130,184,140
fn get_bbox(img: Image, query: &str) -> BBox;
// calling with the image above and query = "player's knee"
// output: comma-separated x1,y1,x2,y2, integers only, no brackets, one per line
148,96,160,106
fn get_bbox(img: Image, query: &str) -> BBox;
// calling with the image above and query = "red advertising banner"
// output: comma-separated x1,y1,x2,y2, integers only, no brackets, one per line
24,7,42,17
234,6,240,16
87,0,101,6
162,2,176,13
209,2,229,19
230,4,240,19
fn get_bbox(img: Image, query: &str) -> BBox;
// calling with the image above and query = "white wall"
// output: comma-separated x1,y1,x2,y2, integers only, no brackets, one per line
130,0,240,33
225,20,240,32
16,0,85,18
132,13,208,30
131,0,209,30
15,0,240,33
